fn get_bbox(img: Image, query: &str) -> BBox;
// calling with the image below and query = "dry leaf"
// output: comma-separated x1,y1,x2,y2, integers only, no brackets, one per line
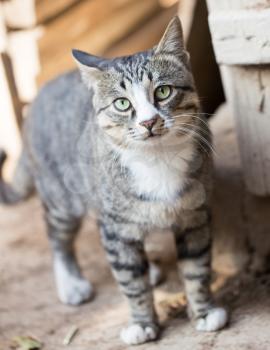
13,336,42,350
159,292,187,319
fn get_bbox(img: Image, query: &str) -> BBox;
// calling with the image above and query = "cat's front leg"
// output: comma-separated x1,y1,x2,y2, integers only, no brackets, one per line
100,221,159,345
173,209,228,331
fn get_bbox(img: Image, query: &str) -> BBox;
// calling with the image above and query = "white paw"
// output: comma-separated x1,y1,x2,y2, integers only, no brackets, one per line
54,258,94,305
120,324,158,345
57,276,94,305
149,262,163,287
196,307,228,332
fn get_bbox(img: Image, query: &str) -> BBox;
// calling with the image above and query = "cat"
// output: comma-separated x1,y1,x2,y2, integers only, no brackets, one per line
0,16,228,345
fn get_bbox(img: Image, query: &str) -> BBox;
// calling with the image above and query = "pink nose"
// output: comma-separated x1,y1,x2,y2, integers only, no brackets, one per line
139,117,158,131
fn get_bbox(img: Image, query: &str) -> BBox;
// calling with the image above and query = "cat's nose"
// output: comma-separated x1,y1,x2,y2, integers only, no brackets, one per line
139,117,158,131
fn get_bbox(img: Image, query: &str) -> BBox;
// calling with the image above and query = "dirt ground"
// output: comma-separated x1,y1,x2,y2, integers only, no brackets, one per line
1,104,270,350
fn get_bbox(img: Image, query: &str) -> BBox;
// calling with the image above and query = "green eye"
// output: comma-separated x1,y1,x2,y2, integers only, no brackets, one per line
155,85,172,101
114,98,131,111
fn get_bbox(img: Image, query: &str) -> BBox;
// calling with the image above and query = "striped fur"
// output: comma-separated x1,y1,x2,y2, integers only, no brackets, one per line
0,17,227,344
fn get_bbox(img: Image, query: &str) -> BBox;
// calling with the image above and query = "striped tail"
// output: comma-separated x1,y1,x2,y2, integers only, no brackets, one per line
0,149,34,205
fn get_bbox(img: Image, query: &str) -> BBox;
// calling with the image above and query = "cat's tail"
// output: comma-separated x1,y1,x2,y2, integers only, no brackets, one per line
0,149,34,205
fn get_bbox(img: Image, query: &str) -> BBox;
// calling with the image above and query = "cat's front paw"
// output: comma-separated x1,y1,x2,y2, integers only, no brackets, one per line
120,323,159,345
196,307,228,332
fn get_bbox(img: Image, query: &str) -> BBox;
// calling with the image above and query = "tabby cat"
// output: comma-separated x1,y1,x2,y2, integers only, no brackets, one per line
0,17,228,344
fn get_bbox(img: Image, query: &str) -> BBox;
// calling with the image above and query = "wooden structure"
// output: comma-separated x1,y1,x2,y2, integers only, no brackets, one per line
0,0,40,167
207,0,270,196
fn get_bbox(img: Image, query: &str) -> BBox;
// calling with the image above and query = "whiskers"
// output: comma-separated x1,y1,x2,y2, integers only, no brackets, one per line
127,128,148,141
168,113,216,156
116,109,216,158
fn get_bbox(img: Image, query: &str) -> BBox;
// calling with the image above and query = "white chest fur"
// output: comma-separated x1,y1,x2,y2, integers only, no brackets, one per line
121,141,195,202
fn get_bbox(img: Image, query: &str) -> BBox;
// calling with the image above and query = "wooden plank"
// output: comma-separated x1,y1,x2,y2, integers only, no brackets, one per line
35,0,136,24
0,52,23,128
207,0,270,11
0,53,22,170
221,65,270,196
35,0,83,24
2,0,36,28
71,0,160,53
2,0,40,103
0,3,7,52
207,0,270,196
37,0,161,84
208,8,270,65
0,2,22,141
38,0,137,64
8,29,40,102
105,3,178,57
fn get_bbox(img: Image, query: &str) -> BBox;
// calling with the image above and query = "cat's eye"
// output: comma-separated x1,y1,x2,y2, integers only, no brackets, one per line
154,85,172,101
114,98,131,111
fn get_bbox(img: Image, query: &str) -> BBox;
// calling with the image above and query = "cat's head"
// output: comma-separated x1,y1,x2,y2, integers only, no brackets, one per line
73,16,199,150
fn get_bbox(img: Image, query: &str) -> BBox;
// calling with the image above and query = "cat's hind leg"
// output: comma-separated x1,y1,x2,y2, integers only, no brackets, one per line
46,210,93,305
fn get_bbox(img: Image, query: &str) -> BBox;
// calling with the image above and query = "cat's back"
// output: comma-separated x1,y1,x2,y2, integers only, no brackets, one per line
23,70,96,215
27,70,91,142
24,70,95,163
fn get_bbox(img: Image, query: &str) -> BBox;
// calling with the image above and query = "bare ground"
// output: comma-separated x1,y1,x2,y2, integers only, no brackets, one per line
1,104,270,350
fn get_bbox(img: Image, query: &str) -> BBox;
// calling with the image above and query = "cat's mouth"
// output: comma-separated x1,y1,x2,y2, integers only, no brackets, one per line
146,129,168,140
144,132,161,140
148,131,158,138
128,128,169,143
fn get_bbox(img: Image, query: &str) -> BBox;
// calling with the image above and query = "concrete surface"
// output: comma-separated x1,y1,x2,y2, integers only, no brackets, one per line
1,104,270,350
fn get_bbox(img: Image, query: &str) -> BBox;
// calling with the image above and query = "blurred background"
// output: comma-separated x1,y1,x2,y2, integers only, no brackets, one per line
0,0,224,175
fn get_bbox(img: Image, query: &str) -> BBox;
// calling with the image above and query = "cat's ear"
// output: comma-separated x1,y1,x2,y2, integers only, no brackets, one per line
72,49,104,87
155,16,184,56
